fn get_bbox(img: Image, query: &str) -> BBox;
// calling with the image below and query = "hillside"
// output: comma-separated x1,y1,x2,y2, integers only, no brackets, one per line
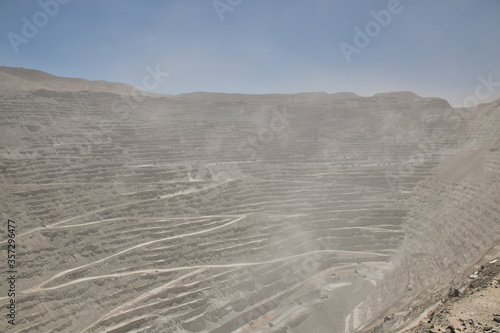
0,66,161,97
403,258,500,333
0,67,498,333
350,97,500,332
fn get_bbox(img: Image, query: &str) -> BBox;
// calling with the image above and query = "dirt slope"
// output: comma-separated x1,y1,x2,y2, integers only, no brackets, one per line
0,67,498,333
0,66,161,96
404,258,500,333
355,98,500,333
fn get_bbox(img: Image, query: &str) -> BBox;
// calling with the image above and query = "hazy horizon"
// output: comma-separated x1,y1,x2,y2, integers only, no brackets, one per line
1,1,500,106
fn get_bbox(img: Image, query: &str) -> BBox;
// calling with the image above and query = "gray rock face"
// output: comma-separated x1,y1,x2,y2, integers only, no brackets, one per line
0,68,498,333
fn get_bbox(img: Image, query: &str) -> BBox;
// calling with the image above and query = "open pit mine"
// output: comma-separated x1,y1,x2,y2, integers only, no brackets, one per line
0,67,499,333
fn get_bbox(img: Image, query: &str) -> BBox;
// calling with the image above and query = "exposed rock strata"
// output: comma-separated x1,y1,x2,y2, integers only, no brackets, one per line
0,67,498,333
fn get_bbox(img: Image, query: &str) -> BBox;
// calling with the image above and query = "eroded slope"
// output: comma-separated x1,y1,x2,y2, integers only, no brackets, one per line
0,83,495,333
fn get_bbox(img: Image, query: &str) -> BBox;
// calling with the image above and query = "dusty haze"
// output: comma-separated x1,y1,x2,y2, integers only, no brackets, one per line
0,67,499,333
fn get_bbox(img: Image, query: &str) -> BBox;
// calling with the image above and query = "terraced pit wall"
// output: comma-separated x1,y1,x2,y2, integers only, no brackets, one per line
0,89,497,333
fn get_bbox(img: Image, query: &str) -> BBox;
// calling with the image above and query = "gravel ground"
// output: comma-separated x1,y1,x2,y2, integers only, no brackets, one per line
404,259,500,333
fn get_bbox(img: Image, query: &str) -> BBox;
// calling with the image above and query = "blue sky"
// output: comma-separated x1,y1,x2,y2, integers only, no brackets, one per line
1,0,500,106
